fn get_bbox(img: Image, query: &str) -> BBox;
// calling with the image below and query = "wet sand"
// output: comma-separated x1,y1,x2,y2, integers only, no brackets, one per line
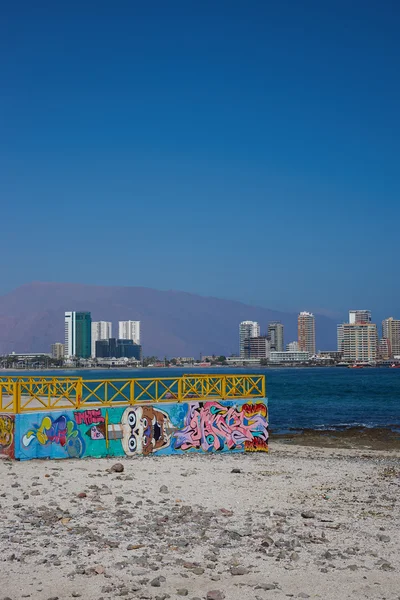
274,427,400,451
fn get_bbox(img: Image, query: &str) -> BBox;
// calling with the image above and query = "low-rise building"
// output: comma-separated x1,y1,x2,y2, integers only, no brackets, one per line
269,351,311,363
51,343,65,360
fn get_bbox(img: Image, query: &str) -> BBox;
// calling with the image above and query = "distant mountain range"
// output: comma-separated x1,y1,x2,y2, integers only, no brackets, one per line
0,282,337,357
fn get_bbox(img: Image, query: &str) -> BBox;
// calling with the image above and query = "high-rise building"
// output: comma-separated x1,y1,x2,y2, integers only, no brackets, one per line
51,342,64,360
349,310,371,324
378,338,391,360
243,336,270,359
64,312,92,358
382,317,400,358
342,322,378,363
239,321,260,357
268,322,284,352
118,321,141,345
91,321,113,357
337,324,344,352
298,312,316,355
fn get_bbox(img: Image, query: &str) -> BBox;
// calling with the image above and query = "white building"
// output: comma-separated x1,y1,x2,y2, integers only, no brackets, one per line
349,310,371,324
91,321,113,358
51,342,64,360
286,341,299,352
298,312,316,354
118,320,141,345
239,321,260,357
269,351,311,363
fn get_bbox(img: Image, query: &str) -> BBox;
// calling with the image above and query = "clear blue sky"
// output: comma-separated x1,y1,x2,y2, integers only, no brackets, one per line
1,0,399,322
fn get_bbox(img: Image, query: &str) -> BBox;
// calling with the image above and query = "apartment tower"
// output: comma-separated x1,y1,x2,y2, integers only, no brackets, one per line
382,317,400,358
118,321,141,345
298,312,316,355
239,321,260,357
268,321,284,352
64,312,92,358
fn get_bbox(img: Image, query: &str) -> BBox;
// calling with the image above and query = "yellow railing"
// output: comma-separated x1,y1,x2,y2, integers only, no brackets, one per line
0,374,266,413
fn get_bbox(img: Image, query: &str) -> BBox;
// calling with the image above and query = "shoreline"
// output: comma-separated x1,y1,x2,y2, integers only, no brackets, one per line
274,425,400,450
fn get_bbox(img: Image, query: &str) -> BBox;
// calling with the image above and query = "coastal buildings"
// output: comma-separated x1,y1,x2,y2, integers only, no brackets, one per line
91,321,112,358
239,321,260,357
269,350,310,363
95,338,142,361
382,317,400,358
119,320,141,345
268,322,284,351
244,335,270,359
378,338,391,360
286,341,299,352
51,343,64,360
349,310,371,324
298,312,316,354
341,322,378,363
64,311,92,358
337,324,344,352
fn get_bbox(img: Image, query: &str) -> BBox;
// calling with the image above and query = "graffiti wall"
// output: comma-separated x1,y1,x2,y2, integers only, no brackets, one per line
14,400,268,461
0,414,15,459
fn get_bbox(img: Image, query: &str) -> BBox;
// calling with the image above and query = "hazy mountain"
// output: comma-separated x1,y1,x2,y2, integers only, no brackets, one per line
0,282,337,356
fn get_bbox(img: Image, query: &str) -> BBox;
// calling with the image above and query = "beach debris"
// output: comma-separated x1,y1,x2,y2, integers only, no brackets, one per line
77,492,87,499
110,462,124,473
206,592,225,600
230,566,249,575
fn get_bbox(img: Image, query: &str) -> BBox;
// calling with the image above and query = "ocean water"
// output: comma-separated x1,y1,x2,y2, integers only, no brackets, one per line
4,367,400,432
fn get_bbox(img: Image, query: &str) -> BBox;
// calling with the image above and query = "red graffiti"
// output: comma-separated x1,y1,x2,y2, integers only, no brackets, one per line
74,409,105,426
244,437,269,452
242,403,267,417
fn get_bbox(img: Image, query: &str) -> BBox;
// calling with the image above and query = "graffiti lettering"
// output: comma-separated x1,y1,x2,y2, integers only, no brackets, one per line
75,409,105,426
0,415,14,449
244,438,268,452
242,403,267,418
22,415,85,458
174,401,268,452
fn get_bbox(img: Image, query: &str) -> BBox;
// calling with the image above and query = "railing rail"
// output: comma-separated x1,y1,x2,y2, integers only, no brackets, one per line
0,374,265,413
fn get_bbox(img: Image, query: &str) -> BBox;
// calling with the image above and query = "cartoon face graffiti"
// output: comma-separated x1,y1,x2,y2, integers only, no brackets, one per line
119,406,174,455
86,424,106,440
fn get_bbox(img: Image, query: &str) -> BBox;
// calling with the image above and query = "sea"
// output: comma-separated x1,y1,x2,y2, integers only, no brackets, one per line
4,367,400,433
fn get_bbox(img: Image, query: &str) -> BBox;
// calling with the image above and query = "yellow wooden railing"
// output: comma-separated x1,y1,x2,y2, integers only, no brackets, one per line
0,374,266,413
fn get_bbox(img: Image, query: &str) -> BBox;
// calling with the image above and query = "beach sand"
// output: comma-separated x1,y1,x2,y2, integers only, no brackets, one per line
0,439,399,600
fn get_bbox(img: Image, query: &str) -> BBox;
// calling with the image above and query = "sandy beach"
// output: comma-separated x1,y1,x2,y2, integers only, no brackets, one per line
0,440,399,600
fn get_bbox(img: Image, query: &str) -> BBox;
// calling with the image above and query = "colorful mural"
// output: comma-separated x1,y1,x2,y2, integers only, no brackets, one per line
0,414,15,458
14,399,268,461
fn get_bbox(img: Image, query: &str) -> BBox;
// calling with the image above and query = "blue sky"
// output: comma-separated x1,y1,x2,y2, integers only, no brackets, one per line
1,0,399,322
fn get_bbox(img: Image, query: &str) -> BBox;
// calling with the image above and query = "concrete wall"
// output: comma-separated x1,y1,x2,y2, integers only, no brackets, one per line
0,414,15,459
14,400,268,460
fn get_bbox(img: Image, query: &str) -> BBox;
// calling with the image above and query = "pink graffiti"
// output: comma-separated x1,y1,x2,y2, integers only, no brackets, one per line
74,409,105,426
174,401,268,452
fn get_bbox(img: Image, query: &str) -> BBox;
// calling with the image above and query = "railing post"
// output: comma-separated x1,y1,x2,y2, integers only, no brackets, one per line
178,377,182,402
76,378,83,409
130,379,135,405
14,380,21,414
262,375,266,398
222,376,226,400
